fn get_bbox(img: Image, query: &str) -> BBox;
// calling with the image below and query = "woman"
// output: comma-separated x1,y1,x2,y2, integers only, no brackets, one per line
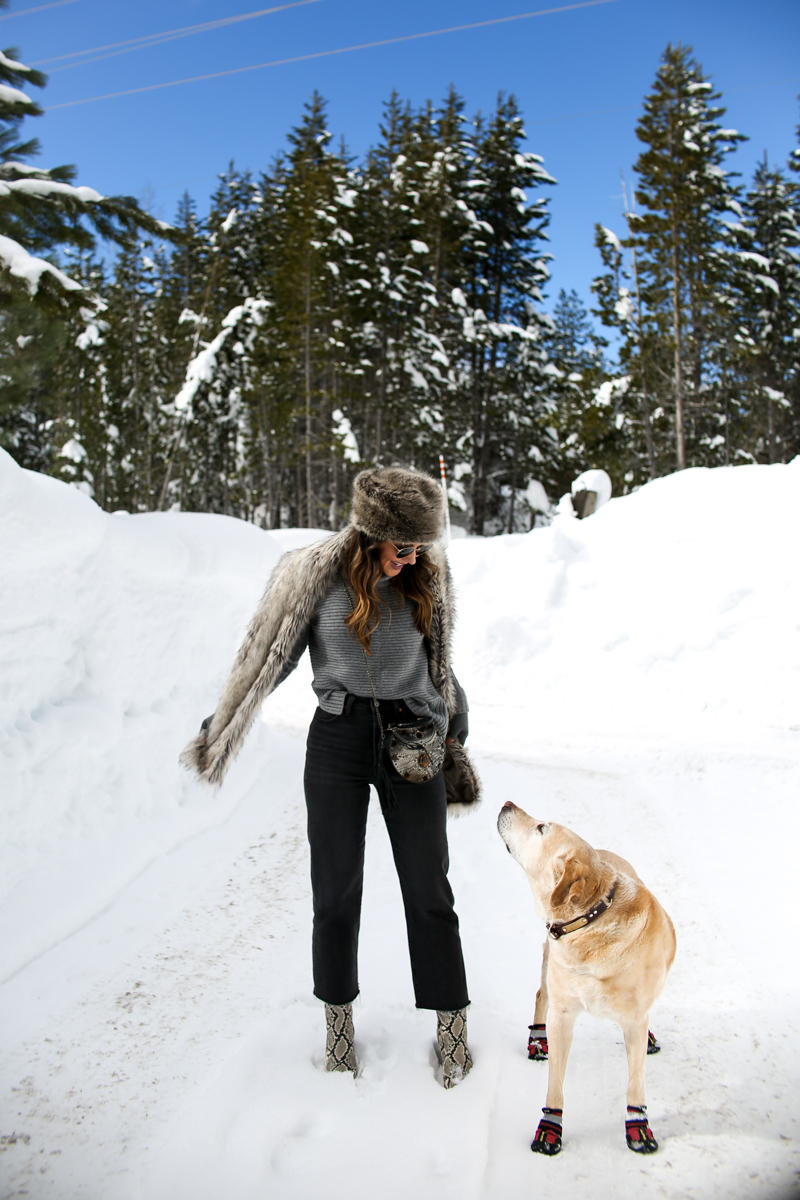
181,467,481,1087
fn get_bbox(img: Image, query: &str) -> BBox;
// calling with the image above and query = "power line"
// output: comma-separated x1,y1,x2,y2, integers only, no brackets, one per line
0,0,82,19
31,0,325,72
43,0,619,112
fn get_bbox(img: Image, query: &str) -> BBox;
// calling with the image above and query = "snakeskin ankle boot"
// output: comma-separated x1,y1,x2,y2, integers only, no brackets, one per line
436,1008,473,1089
324,1002,357,1075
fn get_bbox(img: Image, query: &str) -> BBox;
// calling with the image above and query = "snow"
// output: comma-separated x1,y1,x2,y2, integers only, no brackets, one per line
0,82,36,108
173,298,267,411
76,321,102,349
736,251,772,270
332,407,360,463
522,479,549,513
0,178,104,204
571,467,612,508
57,437,87,464
600,226,621,252
614,287,634,322
1,450,799,1199
0,51,33,74
0,163,56,178
0,233,82,295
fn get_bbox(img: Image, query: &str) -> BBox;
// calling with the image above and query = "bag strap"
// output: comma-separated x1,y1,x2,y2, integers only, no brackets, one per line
340,573,386,744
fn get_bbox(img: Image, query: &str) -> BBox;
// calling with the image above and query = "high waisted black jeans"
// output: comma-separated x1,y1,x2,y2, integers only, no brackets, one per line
303,696,469,1011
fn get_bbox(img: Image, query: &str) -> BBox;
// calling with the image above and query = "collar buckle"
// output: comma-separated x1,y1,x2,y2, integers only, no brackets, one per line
547,882,616,941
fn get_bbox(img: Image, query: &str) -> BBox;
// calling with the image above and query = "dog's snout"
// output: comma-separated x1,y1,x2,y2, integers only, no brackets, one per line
497,803,517,847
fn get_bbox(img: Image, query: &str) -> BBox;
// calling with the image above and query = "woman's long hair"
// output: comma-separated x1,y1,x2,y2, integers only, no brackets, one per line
342,527,437,653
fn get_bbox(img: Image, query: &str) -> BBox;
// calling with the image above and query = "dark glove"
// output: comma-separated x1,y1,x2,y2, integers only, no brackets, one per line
447,712,469,745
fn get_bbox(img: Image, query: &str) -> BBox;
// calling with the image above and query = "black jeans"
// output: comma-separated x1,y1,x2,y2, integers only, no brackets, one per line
303,696,469,1011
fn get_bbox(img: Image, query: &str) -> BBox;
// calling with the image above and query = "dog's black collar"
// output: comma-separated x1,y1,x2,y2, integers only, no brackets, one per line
547,882,616,940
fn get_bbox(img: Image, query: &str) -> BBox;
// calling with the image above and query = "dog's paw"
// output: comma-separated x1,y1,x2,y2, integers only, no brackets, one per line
527,1024,548,1061
531,1108,562,1155
625,1106,658,1153
646,1030,660,1054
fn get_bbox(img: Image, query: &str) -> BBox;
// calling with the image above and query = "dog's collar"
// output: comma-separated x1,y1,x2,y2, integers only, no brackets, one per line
547,882,616,941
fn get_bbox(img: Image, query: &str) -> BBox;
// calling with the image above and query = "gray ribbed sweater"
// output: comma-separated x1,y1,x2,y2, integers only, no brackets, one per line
287,575,463,733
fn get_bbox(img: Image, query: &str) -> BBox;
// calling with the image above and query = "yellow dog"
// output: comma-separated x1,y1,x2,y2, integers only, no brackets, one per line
497,801,676,1156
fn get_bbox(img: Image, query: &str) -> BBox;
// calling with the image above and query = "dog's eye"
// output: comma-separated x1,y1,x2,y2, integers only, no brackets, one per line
537,824,546,835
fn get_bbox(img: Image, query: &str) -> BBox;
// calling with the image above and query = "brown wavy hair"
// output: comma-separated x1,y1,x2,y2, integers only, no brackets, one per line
342,527,437,653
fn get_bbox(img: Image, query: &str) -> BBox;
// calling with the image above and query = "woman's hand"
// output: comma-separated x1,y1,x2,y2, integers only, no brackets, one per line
446,713,469,746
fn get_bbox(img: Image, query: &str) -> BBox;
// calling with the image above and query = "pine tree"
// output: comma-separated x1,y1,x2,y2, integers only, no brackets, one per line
0,36,170,313
0,18,177,478
625,44,745,470
540,288,624,498
167,165,265,514
591,216,664,482
458,94,555,533
728,159,800,462
349,91,460,475
789,98,800,178
259,94,354,526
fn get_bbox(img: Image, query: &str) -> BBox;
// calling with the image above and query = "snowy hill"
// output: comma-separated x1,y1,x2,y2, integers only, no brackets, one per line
1,447,798,1200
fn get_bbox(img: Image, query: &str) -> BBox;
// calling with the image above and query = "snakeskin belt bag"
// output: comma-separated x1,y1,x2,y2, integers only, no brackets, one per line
386,720,445,783
342,574,445,784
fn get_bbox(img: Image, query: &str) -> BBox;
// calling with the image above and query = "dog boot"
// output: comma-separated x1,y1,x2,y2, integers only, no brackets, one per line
528,1023,548,1060
625,1105,658,1153
436,1008,473,1089
647,1030,661,1054
531,1107,562,1155
324,1002,357,1075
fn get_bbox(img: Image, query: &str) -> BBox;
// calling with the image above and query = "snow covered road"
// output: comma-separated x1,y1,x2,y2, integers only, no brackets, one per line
3,721,798,1200
2,450,799,1199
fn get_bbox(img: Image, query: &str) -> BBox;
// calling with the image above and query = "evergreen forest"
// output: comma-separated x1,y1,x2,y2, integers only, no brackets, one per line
2,33,799,534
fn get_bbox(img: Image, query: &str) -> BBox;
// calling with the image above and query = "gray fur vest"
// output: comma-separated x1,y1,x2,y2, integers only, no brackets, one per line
180,529,481,815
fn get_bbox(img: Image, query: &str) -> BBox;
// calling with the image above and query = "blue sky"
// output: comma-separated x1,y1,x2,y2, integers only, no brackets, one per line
6,0,800,313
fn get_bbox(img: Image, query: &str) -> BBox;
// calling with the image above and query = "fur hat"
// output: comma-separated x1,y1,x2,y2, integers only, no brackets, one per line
350,467,445,544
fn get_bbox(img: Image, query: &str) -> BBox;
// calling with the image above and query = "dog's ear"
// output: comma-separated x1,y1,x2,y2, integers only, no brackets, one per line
551,856,593,910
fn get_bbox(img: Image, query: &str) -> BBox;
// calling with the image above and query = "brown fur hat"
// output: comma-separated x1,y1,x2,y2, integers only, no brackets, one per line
350,467,445,544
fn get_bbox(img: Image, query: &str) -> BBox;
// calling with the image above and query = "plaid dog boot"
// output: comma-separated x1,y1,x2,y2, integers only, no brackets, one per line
625,1104,658,1153
531,1107,562,1155
324,1002,357,1075
647,1030,661,1054
436,1008,473,1089
527,1023,548,1060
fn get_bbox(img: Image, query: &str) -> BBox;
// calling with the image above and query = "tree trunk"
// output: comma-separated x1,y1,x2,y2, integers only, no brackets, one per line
507,469,516,533
666,102,685,471
304,266,313,526
627,232,657,480
470,348,486,536
671,234,685,470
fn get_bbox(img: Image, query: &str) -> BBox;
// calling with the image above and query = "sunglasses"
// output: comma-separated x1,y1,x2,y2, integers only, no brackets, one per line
389,542,433,559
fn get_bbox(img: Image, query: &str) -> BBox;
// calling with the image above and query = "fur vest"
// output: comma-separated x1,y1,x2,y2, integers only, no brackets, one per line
180,529,481,815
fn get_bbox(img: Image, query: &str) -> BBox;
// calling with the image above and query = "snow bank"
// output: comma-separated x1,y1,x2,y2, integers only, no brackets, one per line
450,461,800,739
1,454,799,1200
0,448,282,981
3,454,799,984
